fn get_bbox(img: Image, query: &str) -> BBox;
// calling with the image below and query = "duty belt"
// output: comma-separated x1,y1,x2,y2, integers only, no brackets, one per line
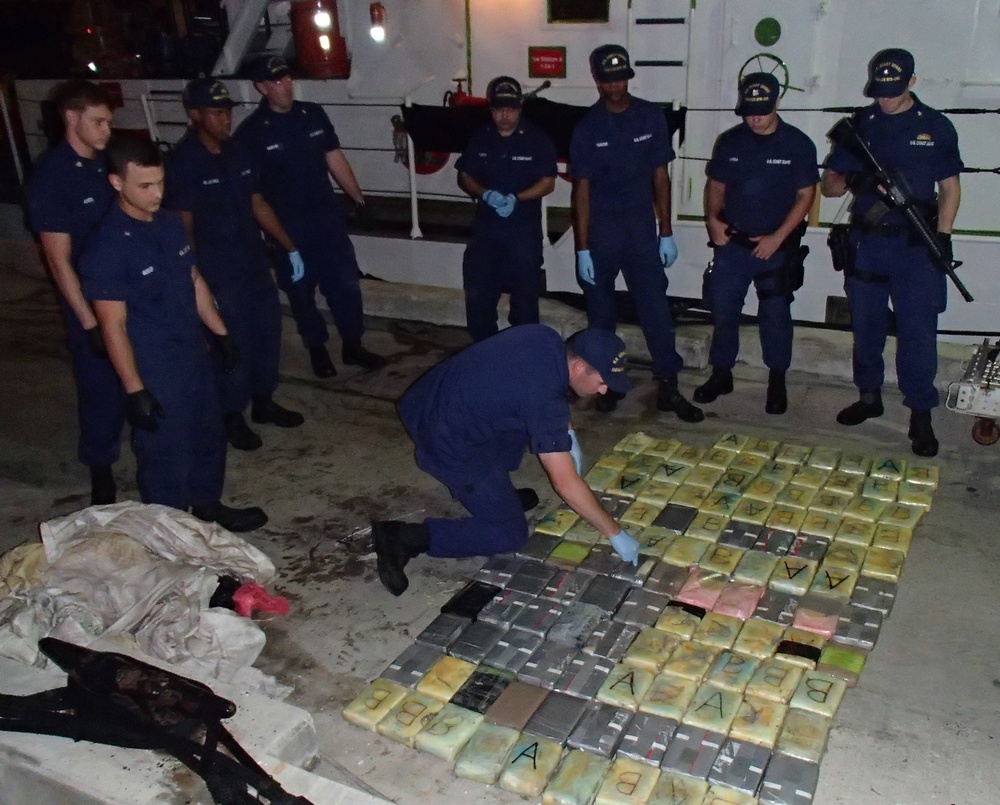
852,220,908,237
723,228,761,249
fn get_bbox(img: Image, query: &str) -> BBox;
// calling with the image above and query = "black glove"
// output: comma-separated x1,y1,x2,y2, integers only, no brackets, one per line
215,334,240,375
127,389,164,432
85,326,107,358
845,171,879,195
937,232,954,264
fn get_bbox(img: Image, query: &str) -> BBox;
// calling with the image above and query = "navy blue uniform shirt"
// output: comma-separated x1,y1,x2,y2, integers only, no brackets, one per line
398,324,573,477
164,134,270,289
707,119,819,236
456,120,557,236
235,101,341,219
27,140,115,263
826,97,962,225
569,97,674,216
80,206,204,366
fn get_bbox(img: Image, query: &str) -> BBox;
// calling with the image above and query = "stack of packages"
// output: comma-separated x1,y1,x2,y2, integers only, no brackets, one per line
343,432,935,805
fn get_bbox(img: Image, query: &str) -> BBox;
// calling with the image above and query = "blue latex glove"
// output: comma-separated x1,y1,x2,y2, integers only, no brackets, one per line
481,189,504,209
288,250,305,283
568,429,583,475
577,250,595,285
659,235,678,268
495,193,517,218
609,530,640,566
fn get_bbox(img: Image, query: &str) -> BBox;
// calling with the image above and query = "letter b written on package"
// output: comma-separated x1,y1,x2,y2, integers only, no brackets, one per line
395,699,428,726
616,771,643,796
806,676,834,703
366,686,391,710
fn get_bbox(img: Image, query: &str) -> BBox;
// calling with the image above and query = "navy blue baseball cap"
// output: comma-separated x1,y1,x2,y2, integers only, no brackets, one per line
736,72,779,116
567,329,630,394
182,78,236,110
590,44,635,83
865,48,914,98
486,76,523,109
252,55,292,83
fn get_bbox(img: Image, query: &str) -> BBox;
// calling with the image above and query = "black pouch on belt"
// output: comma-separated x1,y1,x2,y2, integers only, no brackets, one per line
827,223,855,274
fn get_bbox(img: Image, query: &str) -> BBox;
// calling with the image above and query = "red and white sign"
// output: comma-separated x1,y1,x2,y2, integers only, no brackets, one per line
529,46,567,79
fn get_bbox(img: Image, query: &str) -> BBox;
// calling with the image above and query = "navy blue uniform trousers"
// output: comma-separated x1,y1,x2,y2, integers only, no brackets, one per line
584,214,683,379
708,243,793,372
463,232,542,342
272,209,364,348
847,232,945,410
213,277,282,413
60,299,126,468
134,349,226,509
417,438,529,558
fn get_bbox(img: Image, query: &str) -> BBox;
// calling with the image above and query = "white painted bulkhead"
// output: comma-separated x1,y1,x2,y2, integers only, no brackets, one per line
11,0,1000,338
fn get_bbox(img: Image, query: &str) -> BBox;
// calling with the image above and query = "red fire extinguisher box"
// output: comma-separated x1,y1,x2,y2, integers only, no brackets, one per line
291,0,350,79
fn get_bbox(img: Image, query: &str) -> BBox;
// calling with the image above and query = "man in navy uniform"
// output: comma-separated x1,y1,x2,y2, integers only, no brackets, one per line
456,76,557,341
80,135,267,532
569,44,702,421
822,48,962,457
698,72,818,414
372,326,641,596
27,80,125,505
235,56,386,379
165,77,304,451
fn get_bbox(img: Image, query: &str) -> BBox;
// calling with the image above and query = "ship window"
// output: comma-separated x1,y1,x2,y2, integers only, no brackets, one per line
548,0,609,24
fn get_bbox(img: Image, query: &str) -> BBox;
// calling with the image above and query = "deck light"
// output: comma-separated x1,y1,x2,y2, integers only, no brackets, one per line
370,3,386,42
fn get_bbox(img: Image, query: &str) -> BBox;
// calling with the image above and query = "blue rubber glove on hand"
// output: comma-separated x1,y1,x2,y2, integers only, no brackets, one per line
659,235,678,268
609,530,640,566
288,251,305,283
481,189,504,209
495,193,517,218
577,250,595,285
568,429,583,475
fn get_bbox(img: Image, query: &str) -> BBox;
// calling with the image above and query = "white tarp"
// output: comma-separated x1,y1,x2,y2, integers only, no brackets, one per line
0,502,289,697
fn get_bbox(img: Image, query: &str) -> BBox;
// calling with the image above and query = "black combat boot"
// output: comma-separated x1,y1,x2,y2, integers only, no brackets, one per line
343,340,387,370
372,520,430,596
225,412,263,451
836,390,883,426
192,502,269,533
693,367,734,404
657,378,705,423
251,395,305,428
908,409,939,457
90,465,116,506
309,345,337,378
765,370,788,415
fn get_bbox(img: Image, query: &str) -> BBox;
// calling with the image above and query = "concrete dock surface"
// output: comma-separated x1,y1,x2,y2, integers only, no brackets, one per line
0,260,997,805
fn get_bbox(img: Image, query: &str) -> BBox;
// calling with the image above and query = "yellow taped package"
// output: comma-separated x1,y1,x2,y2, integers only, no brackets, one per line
639,671,699,720
543,750,612,805
681,683,741,732
596,757,661,805
499,736,563,798
413,703,484,761
342,678,408,731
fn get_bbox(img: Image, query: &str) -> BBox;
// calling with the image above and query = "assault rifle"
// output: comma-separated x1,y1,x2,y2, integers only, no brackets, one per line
828,115,973,302
0,638,313,805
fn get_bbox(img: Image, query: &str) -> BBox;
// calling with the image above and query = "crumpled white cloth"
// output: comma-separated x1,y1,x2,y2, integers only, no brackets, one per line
0,502,289,698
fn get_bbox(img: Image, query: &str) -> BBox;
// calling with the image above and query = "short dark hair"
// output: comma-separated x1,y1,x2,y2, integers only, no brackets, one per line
52,80,113,116
106,134,162,176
